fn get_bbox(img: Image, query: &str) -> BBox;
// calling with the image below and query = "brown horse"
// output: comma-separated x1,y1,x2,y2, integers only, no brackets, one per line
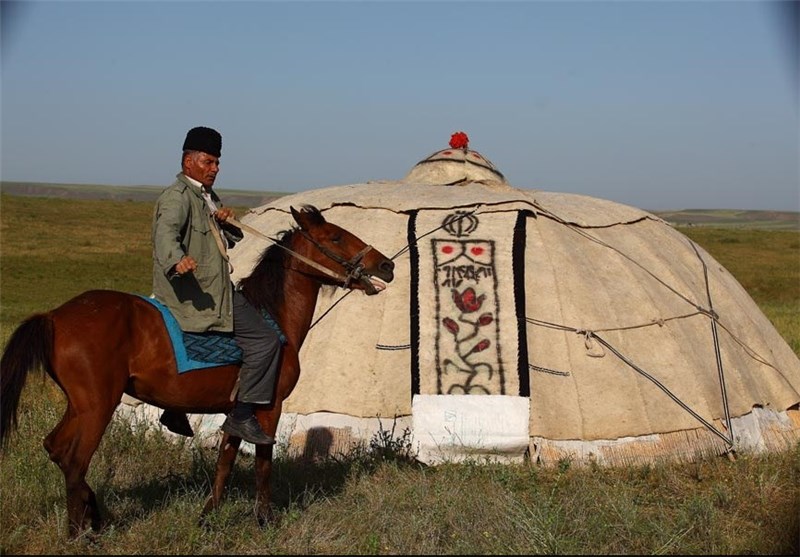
0,205,394,538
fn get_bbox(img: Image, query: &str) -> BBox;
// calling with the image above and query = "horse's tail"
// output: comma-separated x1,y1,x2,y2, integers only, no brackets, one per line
0,314,54,449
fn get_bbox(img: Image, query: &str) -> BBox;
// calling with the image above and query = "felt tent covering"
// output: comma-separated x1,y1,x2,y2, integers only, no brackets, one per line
119,136,800,466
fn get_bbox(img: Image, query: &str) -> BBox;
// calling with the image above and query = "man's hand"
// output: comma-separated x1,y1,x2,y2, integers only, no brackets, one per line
174,255,198,276
213,207,234,222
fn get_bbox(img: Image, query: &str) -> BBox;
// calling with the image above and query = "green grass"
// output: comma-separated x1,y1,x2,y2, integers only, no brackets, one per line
1,194,798,554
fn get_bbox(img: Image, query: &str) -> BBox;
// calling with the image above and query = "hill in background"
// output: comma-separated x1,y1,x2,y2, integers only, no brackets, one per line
654,209,799,230
0,181,281,208
1,181,798,230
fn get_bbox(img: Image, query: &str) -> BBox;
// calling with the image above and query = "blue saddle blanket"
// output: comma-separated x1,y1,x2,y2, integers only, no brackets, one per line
140,296,242,373
140,296,287,374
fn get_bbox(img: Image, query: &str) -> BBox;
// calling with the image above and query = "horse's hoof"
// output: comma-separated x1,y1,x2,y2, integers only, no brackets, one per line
84,528,104,547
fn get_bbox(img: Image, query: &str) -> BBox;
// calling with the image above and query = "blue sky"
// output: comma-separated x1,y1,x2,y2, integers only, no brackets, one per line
2,0,798,211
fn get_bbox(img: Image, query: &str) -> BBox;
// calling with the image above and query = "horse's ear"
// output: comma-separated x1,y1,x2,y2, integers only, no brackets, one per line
291,205,325,231
290,206,302,226
291,206,310,230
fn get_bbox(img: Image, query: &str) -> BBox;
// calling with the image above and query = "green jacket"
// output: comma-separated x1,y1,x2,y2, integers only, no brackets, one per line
152,173,243,333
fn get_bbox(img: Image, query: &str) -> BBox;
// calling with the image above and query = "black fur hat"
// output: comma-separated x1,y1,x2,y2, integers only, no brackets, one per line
182,126,221,157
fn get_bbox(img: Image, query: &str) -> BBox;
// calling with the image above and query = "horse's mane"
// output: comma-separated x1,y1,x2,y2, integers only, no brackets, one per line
236,205,326,316
237,228,295,317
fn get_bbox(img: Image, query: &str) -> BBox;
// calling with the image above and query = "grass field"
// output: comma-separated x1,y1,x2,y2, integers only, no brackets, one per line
0,193,798,554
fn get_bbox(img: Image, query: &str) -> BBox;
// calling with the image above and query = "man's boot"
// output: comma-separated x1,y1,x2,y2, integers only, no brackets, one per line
221,413,275,445
159,410,194,437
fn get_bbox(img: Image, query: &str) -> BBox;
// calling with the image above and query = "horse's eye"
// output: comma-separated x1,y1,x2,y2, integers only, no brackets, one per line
332,235,342,244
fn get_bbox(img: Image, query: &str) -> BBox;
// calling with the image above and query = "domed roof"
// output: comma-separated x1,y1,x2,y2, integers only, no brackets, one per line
403,131,508,186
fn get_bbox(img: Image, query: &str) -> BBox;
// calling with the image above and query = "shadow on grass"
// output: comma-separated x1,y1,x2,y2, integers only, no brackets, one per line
88,419,419,533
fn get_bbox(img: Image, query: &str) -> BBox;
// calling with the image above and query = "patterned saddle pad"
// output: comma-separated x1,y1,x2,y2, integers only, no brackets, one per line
140,295,287,374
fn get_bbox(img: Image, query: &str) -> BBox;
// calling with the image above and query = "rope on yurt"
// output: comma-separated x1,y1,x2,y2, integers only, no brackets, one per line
538,209,702,310
689,238,734,448
531,208,782,371
527,205,739,449
594,331,734,447
524,316,734,448
713,321,783,372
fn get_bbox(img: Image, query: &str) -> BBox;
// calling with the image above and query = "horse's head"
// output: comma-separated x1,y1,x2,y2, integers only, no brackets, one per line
290,205,394,295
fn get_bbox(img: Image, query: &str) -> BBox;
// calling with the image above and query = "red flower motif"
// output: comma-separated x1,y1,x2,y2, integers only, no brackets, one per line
478,313,493,326
470,339,491,354
452,287,485,313
443,317,459,334
449,131,469,149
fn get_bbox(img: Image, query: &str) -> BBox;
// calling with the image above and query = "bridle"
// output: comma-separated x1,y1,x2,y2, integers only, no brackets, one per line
228,216,373,288
298,230,374,288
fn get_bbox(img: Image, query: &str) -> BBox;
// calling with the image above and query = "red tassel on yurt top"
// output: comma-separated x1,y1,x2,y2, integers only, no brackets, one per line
449,131,469,149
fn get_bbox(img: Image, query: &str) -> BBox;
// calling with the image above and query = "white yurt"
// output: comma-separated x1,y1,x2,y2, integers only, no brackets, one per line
120,133,800,467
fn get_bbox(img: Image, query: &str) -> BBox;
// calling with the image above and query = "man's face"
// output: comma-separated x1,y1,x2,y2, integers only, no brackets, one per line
183,151,220,187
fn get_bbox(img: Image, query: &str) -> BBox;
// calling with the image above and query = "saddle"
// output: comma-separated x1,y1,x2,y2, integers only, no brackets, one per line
139,295,286,374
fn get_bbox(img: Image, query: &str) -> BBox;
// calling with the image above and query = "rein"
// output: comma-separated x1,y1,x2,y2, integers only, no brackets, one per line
227,216,372,287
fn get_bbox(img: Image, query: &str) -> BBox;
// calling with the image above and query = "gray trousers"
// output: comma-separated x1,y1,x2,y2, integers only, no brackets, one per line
233,290,282,405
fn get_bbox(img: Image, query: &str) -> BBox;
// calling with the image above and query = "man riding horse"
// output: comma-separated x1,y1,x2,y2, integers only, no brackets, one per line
152,126,278,445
